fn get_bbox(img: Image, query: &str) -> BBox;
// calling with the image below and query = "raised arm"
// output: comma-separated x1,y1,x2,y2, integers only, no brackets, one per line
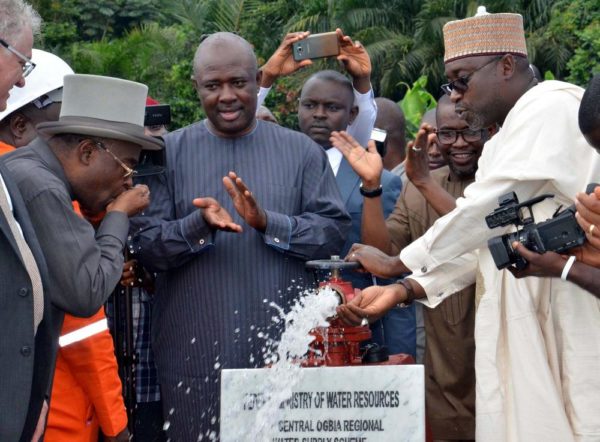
257,32,312,108
337,28,377,147
405,124,458,216
222,149,351,260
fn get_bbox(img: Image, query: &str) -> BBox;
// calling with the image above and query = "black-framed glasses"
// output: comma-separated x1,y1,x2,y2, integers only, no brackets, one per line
0,38,36,78
440,56,502,96
94,141,137,179
436,128,487,144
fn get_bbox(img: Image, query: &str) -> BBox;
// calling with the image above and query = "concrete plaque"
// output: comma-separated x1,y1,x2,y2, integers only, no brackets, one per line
221,365,424,442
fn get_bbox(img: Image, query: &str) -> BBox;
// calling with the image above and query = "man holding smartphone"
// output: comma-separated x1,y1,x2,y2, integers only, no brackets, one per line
258,29,376,147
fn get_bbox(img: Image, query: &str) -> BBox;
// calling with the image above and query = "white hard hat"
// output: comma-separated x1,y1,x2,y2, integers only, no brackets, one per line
0,49,74,122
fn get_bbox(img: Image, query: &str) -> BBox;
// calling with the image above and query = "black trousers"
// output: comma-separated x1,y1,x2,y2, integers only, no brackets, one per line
134,401,167,442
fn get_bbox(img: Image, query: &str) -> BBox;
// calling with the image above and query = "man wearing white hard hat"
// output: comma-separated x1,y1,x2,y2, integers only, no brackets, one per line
0,48,73,153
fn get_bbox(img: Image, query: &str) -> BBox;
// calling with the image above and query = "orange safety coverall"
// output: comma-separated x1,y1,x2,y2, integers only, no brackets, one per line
0,141,15,155
44,203,127,441
44,309,127,441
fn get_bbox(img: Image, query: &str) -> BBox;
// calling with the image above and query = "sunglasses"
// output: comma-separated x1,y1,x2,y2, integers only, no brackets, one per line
440,56,502,96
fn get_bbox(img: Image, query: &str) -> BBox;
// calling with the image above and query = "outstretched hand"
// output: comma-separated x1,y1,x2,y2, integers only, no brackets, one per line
330,131,382,187
345,243,407,278
223,171,268,232
336,284,406,326
193,197,243,233
405,123,436,187
261,31,312,87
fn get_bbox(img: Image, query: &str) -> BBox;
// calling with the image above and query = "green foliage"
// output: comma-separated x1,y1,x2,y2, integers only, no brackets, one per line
528,0,599,84
62,24,203,128
263,76,301,130
33,0,166,48
398,76,437,140
32,0,598,128
565,22,600,85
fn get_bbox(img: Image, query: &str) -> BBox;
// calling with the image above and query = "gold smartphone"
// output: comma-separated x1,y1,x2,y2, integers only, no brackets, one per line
292,32,340,61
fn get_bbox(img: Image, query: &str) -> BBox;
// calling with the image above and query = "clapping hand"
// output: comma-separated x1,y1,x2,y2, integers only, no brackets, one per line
193,196,243,233
330,131,382,187
223,171,268,232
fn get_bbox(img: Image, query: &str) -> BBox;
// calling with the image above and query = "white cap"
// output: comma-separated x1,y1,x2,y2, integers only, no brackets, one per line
0,49,74,122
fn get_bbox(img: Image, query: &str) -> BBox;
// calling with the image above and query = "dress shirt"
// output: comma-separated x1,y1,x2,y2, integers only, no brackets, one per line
0,172,21,234
326,146,343,176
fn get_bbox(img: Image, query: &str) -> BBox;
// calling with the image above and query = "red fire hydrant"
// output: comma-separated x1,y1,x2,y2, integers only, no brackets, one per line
304,256,413,367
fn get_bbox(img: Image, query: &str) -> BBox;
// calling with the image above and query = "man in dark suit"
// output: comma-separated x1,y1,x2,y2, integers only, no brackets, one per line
0,159,54,442
297,70,417,357
0,2,53,440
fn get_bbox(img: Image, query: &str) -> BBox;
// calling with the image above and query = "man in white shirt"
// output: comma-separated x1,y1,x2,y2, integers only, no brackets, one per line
340,11,600,442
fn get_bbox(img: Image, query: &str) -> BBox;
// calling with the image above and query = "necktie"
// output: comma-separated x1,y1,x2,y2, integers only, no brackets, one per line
0,179,44,334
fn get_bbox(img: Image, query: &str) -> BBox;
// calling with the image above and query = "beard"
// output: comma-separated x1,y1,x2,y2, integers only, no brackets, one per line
448,161,478,180
460,92,504,130
461,109,487,131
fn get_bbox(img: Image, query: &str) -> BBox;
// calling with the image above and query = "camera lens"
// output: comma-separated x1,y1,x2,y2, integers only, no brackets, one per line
298,46,303,53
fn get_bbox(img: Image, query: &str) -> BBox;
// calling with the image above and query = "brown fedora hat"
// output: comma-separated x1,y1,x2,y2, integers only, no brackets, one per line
37,74,164,151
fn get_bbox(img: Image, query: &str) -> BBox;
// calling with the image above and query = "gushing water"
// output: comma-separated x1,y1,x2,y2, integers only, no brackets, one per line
226,287,339,441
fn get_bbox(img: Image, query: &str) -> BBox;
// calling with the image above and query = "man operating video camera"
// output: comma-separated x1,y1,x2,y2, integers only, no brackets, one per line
509,74,600,299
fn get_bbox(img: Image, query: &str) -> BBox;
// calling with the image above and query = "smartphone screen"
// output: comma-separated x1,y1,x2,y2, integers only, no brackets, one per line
371,128,388,157
293,32,340,61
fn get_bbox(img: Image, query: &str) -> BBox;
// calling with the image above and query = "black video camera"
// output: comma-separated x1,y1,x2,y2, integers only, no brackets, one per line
485,186,597,270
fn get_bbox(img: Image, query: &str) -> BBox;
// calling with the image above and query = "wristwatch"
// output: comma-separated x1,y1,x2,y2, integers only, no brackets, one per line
359,182,383,198
396,279,415,307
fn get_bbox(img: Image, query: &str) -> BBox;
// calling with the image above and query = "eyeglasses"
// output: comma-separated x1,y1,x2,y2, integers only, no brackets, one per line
440,56,502,96
0,38,36,78
436,128,487,144
94,141,137,179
